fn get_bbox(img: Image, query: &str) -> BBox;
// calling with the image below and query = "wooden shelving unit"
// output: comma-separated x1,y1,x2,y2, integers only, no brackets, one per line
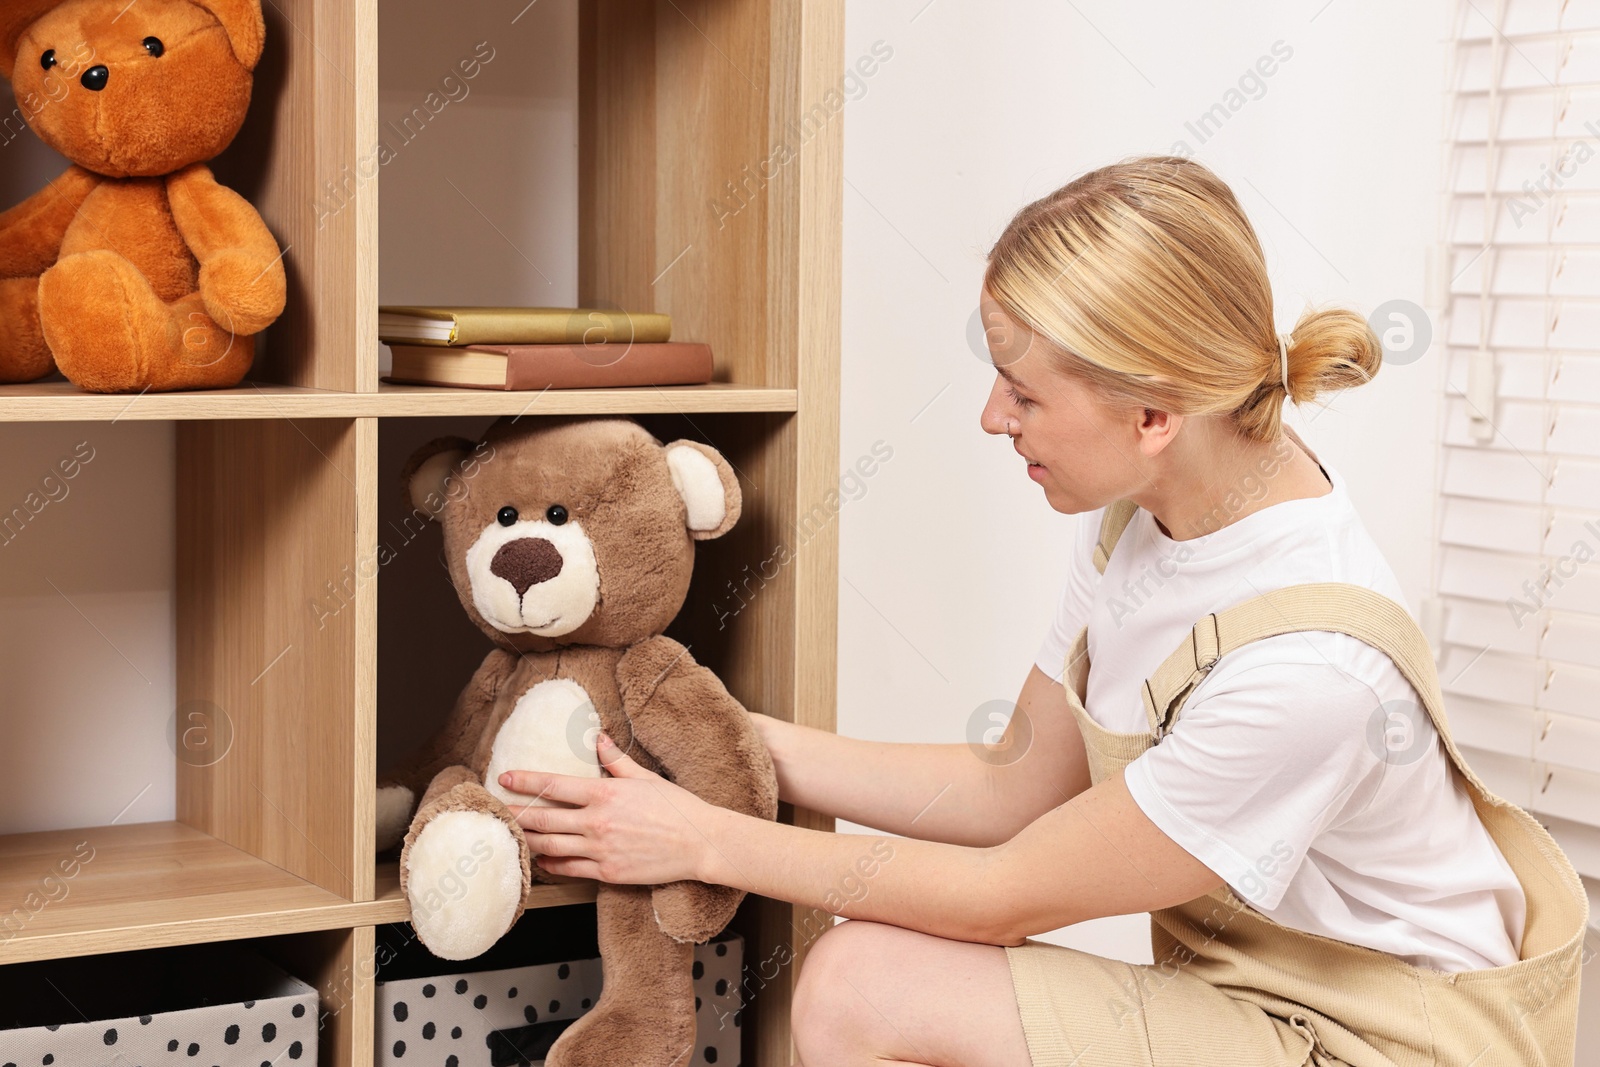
0,2,843,1065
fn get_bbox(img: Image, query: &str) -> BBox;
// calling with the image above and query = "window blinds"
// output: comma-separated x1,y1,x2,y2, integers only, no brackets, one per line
1428,0,1600,881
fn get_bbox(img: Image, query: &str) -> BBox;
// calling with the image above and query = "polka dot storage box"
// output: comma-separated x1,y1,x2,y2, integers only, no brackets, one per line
374,902,743,1066
0,940,320,1066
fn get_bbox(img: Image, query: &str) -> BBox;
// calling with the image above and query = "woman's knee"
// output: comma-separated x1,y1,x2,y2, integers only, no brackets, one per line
791,919,897,1037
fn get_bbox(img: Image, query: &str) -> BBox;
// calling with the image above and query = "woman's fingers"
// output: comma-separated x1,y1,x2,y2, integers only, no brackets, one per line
536,855,603,881
499,768,604,805
594,731,652,777
507,801,585,835
524,831,590,858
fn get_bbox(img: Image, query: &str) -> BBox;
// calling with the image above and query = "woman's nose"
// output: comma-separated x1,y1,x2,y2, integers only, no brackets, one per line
979,384,1012,435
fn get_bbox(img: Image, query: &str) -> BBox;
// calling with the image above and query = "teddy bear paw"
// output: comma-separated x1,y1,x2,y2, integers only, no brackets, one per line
402,809,525,960
651,880,743,944
198,249,286,337
545,1003,694,1067
375,784,414,853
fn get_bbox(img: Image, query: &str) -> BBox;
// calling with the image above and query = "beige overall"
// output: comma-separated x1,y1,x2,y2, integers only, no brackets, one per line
1005,485,1591,1066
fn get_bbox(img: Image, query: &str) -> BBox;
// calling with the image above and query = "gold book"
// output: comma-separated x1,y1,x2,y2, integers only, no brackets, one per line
378,306,672,346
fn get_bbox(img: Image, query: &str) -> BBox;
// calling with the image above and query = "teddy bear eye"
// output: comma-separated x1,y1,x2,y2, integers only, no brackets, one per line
40,50,56,70
546,504,568,525
496,506,518,527
143,37,164,57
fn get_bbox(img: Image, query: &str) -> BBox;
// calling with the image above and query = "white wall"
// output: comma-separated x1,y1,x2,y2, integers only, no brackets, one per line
377,0,577,310
835,0,1451,960
0,421,175,835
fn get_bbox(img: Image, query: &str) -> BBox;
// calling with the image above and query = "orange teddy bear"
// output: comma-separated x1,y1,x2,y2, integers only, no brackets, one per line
0,0,285,392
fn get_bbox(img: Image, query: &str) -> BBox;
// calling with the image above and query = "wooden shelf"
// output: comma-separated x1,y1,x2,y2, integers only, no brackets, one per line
0,822,370,966
1,0,842,1063
369,860,598,924
0,380,798,422
0,823,607,967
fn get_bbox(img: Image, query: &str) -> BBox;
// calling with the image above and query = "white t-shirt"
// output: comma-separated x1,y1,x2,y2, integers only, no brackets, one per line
1033,460,1527,973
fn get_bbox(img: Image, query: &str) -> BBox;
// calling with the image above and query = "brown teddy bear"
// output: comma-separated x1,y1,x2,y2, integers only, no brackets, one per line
0,0,285,392
376,415,779,1066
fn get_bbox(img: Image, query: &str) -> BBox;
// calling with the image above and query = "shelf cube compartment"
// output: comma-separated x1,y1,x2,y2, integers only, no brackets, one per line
373,410,799,840
0,935,336,1067
371,410,796,1067
373,905,744,1067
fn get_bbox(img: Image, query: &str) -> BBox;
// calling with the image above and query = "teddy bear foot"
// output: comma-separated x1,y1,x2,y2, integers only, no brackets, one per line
0,277,55,383
39,250,254,393
403,808,526,960
546,1001,696,1067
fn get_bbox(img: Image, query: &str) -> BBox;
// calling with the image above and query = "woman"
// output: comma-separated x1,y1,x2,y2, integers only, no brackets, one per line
495,157,1588,1066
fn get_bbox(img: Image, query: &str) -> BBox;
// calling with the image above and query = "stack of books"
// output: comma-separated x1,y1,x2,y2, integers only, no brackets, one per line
378,306,714,390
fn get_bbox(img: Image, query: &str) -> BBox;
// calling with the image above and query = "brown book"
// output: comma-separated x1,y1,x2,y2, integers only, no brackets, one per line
383,342,714,390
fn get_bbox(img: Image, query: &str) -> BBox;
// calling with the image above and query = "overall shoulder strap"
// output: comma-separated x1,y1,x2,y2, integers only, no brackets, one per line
1138,578,1491,820
1142,583,1441,738
1092,499,1140,574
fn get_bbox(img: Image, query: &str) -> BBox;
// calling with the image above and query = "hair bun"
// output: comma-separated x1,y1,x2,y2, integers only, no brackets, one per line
1279,306,1381,405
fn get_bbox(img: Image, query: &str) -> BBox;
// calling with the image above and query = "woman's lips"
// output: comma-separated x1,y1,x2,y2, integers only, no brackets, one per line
1014,443,1046,481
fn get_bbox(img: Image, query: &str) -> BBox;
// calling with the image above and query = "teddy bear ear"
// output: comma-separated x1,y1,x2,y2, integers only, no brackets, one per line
0,0,65,81
401,436,475,520
187,0,266,71
664,440,741,541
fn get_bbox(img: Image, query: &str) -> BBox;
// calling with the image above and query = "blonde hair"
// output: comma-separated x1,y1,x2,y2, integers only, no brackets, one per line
983,155,1382,443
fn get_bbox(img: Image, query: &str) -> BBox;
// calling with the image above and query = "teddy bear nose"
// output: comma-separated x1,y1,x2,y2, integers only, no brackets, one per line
80,65,109,91
490,537,563,596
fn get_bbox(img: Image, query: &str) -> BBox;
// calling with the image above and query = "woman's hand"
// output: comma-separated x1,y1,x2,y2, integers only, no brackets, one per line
497,731,721,886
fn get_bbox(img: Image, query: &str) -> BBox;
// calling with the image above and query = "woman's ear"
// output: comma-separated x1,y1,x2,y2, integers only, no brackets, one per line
664,440,741,540
186,0,267,70
1134,408,1182,459
400,436,475,520
0,0,63,81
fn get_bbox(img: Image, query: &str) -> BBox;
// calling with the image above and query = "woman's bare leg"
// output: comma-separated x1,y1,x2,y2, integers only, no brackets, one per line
791,918,1033,1067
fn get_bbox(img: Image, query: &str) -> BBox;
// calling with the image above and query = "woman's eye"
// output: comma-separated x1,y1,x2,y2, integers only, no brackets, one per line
40,50,56,70
546,504,568,525
143,37,165,57
496,506,518,527
1005,383,1033,408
